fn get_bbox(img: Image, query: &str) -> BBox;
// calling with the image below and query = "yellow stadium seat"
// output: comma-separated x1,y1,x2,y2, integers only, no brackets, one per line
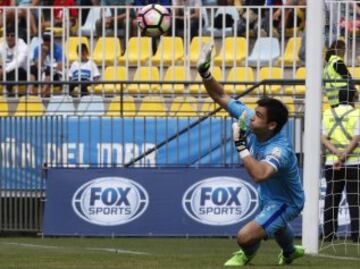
118,37,152,65
127,66,160,94
284,67,306,96
189,36,214,66
224,67,255,95
151,36,184,65
189,66,223,94
349,66,360,90
94,66,128,94
46,18,79,37
278,37,301,66
65,37,90,63
240,96,258,110
137,95,167,117
106,96,137,117
349,66,360,79
258,67,283,94
0,96,9,116
279,96,296,115
214,37,247,66
93,37,122,66
162,66,188,94
168,96,198,117
201,97,228,117
14,96,45,116
323,96,331,112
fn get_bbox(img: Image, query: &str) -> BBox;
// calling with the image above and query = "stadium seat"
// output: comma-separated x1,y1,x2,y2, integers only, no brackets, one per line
94,66,128,94
127,66,160,94
93,37,122,66
224,67,255,95
118,37,152,65
201,97,228,117
258,67,283,94
279,96,296,115
189,36,214,66
241,96,258,110
151,36,184,65
106,96,137,117
214,37,247,66
45,95,76,116
77,95,105,116
284,67,306,96
168,96,198,117
189,66,223,94
162,66,188,94
278,37,301,66
349,66,360,90
137,95,167,117
65,37,90,63
80,7,111,36
14,96,45,116
0,96,9,116
247,37,281,66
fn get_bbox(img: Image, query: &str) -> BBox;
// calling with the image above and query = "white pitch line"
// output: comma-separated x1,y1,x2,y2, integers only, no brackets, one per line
2,242,150,256
3,242,59,249
86,247,150,255
310,253,360,261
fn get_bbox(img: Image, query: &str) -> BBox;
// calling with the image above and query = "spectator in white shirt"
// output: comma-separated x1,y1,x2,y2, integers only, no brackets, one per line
172,0,202,38
68,44,100,96
0,24,28,96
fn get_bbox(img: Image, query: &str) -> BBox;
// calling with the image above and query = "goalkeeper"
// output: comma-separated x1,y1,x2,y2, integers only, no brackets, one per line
197,43,305,266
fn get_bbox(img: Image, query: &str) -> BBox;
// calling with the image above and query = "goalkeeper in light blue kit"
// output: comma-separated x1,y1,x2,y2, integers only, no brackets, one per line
197,43,305,266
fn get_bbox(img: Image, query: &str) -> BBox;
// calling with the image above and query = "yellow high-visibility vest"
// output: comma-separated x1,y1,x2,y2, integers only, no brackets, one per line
323,105,360,164
323,55,349,107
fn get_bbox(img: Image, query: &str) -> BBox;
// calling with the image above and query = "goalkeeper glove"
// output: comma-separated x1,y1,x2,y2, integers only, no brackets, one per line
197,42,214,80
232,112,250,159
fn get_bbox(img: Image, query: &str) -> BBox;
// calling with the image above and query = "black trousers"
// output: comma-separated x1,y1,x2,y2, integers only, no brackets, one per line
323,165,360,241
5,68,28,94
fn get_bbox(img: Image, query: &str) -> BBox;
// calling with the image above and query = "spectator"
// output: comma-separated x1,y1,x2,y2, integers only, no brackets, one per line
321,88,360,243
323,39,355,108
95,0,133,38
172,0,202,38
17,0,42,39
0,0,16,29
237,0,265,36
68,44,100,96
28,32,63,96
79,0,99,25
0,24,28,96
41,0,79,34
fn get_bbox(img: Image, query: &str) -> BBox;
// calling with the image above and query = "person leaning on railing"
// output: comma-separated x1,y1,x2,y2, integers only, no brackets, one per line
323,39,355,108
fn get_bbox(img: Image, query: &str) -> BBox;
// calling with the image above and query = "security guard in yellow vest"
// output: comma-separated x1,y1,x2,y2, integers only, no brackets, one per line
323,40,354,107
321,88,360,242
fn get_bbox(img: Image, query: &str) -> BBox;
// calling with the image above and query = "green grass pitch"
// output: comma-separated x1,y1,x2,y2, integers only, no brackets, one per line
0,237,358,269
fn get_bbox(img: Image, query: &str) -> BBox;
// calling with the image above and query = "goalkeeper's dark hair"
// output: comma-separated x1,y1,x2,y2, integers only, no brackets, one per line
257,97,288,135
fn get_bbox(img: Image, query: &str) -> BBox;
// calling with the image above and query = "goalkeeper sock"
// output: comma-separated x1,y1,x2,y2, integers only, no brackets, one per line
239,241,260,258
274,225,295,257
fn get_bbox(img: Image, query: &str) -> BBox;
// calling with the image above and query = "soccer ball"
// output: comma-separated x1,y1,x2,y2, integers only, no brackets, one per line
136,4,171,37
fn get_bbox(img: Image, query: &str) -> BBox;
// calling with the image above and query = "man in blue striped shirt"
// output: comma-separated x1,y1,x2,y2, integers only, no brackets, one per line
197,42,305,266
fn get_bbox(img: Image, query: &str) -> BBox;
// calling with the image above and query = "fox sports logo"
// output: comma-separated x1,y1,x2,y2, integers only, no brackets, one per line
182,177,258,226
72,177,149,226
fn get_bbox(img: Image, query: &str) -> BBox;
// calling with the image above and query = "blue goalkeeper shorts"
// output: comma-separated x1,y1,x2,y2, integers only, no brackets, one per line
255,200,301,237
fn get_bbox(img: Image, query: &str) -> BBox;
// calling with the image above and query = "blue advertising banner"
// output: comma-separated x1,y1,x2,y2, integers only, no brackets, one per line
0,117,295,189
43,168,303,236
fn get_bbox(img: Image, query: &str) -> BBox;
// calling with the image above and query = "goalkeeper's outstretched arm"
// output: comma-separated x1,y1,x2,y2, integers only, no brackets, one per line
197,42,231,111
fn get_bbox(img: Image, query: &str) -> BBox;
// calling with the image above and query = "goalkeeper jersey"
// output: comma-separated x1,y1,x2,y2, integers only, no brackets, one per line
227,99,304,210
